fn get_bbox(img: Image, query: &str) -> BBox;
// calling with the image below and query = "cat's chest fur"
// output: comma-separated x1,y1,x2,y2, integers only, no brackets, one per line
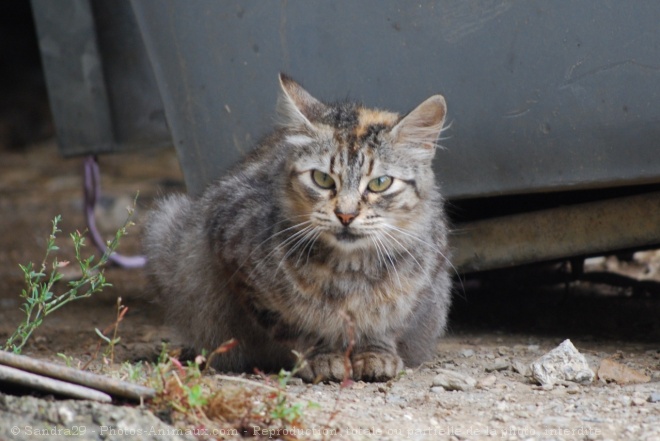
275,243,420,339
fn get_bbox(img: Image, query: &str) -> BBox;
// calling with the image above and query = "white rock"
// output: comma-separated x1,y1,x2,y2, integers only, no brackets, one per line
530,339,595,386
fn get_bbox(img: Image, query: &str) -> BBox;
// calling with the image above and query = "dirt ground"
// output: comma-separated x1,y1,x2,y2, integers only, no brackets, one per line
1,141,660,441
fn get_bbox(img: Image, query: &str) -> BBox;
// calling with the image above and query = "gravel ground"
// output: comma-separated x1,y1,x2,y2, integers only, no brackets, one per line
0,142,659,440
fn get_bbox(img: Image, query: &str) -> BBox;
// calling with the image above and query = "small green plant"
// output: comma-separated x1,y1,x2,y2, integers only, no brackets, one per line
56,352,75,368
94,297,128,364
4,204,135,354
119,360,146,383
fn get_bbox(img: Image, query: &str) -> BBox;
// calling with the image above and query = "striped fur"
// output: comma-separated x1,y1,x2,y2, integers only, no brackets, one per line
144,74,452,382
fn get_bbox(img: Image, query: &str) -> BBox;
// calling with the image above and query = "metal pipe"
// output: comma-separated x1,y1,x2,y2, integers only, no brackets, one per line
452,191,660,273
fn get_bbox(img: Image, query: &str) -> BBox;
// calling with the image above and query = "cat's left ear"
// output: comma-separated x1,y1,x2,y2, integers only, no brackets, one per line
277,73,326,130
391,95,447,161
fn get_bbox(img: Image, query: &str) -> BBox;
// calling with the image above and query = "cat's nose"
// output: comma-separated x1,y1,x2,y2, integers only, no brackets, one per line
335,210,358,226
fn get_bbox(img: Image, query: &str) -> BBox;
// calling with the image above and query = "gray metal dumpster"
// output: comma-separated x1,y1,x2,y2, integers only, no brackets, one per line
31,0,660,273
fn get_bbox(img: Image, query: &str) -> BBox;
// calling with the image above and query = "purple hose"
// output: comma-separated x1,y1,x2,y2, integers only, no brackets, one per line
84,155,146,268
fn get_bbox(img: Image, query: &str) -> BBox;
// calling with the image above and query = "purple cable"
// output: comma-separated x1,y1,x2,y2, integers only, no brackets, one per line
84,155,147,268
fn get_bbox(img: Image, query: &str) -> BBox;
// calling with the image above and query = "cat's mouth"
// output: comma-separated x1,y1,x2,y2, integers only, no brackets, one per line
334,229,363,242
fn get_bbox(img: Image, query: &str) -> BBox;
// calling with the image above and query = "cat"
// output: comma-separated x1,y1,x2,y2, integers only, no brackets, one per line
143,74,452,382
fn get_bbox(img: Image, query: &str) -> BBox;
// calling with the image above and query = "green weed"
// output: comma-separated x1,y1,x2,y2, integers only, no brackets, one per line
4,203,135,354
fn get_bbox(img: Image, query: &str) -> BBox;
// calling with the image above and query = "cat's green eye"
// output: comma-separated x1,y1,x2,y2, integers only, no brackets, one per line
367,176,393,193
311,170,336,189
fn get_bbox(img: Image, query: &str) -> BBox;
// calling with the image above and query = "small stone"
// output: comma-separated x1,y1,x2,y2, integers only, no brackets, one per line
491,413,508,422
432,368,477,391
430,386,445,394
460,349,475,358
476,374,497,389
543,416,571,427
530,339,594,386
485,357,510,372
648,392,660,403
511,360,532,377
566,385,581,394
598,359,651,385
632,397,646,406
618,395,632,407
58,405,75,425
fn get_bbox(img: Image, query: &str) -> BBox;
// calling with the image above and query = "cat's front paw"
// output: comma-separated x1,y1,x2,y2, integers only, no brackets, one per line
351,352,403,382
297,353,349,383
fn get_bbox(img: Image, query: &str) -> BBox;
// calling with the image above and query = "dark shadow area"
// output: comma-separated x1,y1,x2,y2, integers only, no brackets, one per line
0,1,53,150
450,264,660,343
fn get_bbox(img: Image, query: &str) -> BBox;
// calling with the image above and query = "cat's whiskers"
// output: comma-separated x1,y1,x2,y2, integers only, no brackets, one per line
246,222,316,281
300,229,323,267
219,218,312,285
370,230,403,291
280,225,320,271
368,234,397,287
379,228,434,289
382,223,465,295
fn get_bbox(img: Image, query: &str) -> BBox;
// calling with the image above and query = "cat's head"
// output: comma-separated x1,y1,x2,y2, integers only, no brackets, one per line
277,74,447,252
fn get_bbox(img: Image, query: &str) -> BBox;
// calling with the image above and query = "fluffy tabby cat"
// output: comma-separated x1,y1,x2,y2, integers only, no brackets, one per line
144,74,452,382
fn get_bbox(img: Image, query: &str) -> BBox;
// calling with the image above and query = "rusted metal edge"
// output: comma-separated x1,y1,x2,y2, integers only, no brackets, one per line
451,191,660,273
0,351,155,401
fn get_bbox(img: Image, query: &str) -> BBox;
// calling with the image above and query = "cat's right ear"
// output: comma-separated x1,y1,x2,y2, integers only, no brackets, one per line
277,74,326,130
390,94,447,162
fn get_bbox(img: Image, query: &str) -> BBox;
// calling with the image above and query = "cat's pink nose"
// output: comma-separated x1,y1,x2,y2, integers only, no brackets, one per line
335,210,358,226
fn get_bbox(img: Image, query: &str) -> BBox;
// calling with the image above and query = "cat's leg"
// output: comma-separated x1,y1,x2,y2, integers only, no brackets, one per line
297,353,348,383
293,338,350,382
396,281,451,367
295,337,404,382
351,340,403,382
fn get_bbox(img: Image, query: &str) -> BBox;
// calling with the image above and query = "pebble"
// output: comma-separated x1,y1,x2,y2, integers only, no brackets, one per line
618,395,632,407
543,416,571,427
511,360,532,377
566,385,581,394
530,339,594,386
476,374,497,389
631,397,646,406
485,357,510,372
432,368,477,391
57,405,74,425
648,392,660,403
460,349,475,358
